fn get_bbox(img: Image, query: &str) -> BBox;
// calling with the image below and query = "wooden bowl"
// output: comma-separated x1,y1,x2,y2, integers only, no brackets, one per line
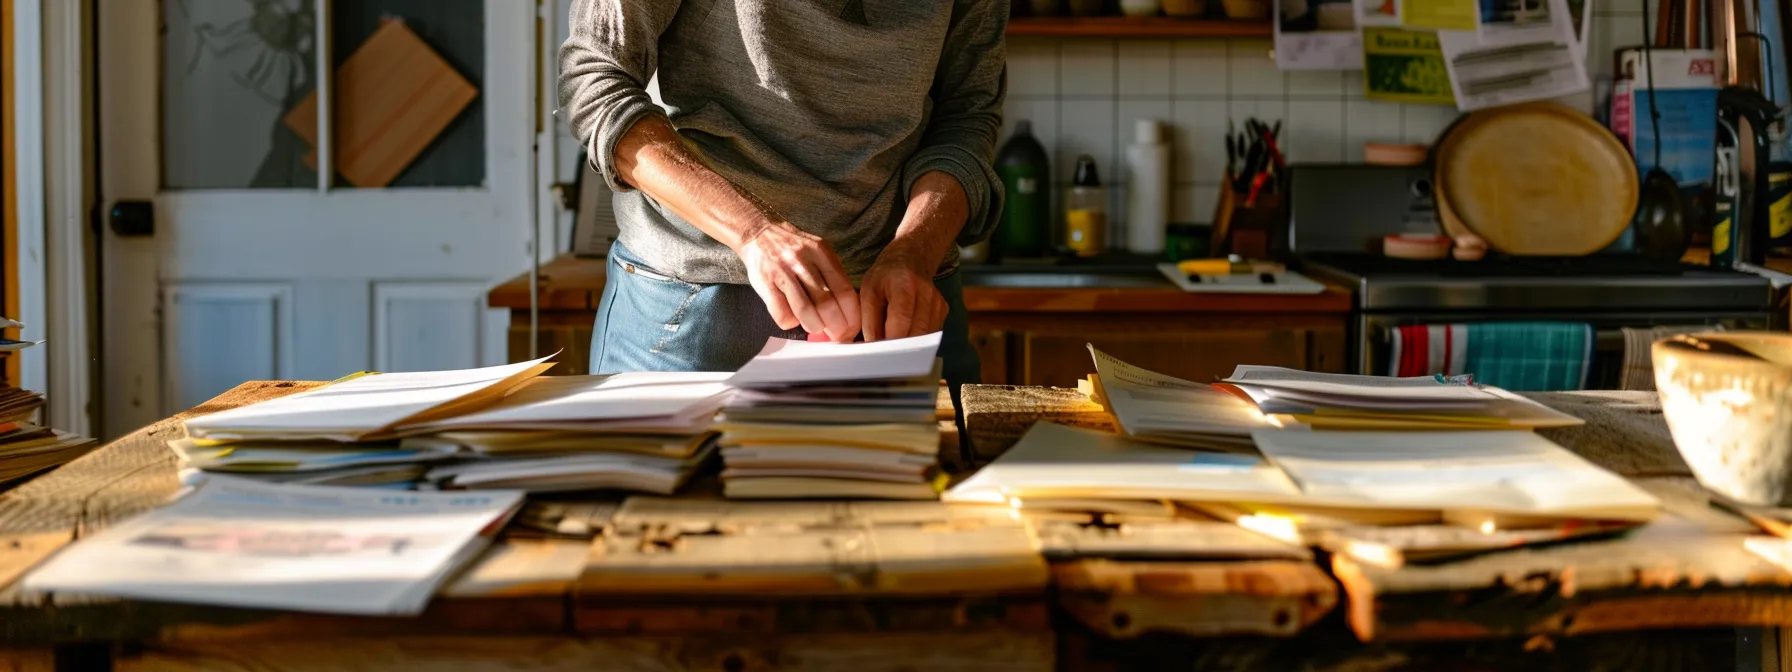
1654,332,1792,505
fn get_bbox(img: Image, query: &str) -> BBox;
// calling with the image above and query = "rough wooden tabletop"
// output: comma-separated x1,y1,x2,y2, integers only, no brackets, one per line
2,379,1787,662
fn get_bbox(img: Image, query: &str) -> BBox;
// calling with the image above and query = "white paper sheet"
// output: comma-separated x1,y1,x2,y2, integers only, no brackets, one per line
22,477,524,615
1251,429,1659,521
407,372,732,430
1276,0,1366,71
729,333,943,387
1439,0,1589,111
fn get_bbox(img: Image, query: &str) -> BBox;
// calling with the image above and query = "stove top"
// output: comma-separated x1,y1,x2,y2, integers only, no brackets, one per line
1298,252,1773,312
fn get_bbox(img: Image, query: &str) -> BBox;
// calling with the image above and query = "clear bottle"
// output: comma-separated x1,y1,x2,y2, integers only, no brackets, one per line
1065,155,1107,258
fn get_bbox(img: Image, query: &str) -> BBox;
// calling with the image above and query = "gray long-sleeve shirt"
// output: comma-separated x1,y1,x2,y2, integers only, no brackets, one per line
559,0,1008,285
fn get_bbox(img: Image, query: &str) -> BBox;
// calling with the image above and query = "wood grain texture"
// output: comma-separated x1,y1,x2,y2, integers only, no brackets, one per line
118,633,1057,672
574,595,1052,636
1338,475,1792,642
583,498,1049,596
960,385,1110,465
0,649,50,672
1053,559,1337,638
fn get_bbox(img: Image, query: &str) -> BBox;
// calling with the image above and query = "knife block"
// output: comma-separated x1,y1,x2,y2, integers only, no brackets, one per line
1211,175,1279,260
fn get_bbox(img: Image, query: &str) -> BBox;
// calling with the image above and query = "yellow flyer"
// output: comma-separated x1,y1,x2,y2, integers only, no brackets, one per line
1401,0,1479,31
1362,28,1456,106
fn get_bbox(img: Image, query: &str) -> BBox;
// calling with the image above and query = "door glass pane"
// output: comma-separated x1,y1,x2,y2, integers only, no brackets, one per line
328,0,485,188
162,0,319,189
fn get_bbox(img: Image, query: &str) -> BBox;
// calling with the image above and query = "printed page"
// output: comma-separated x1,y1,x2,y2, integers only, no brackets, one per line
1438,0,1589,111
730,333,942,386
23,477,525,615
185,355,556,437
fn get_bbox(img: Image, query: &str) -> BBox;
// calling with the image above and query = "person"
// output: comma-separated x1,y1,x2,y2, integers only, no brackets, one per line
558,1,1007,401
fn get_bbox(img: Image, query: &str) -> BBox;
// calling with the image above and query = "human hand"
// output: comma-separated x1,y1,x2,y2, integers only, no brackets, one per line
735,221,861,343
859,242,947,341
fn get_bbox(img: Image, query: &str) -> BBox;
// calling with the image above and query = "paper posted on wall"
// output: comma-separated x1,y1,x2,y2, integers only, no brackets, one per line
1277,0,1365,70
1438,0,1589,111
22,477,525,616
1363,28,1456,105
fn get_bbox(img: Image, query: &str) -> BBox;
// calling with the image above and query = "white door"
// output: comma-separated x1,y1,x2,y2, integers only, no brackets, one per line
97,0,536,440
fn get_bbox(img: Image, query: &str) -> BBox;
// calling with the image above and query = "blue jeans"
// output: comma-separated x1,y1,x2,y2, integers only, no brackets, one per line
591,242,982,407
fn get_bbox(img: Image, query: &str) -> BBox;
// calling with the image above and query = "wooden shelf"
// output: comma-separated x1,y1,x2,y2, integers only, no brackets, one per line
1007,16,1271,38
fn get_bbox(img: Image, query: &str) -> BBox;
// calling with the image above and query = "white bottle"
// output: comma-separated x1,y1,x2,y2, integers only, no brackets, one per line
1126,119,1171,255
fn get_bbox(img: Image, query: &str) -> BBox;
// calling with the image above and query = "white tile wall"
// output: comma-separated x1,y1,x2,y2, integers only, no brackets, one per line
1001,0,1634,226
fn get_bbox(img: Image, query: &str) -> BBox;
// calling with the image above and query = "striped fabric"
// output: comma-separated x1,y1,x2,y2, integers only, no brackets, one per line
1390,323,1593,392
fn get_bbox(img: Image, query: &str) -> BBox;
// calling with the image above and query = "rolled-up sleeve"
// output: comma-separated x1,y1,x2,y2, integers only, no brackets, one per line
558,0,679,192
903,0,1009,247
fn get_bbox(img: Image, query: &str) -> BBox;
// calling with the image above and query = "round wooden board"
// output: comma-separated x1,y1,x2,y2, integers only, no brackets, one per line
1435,102,1638,256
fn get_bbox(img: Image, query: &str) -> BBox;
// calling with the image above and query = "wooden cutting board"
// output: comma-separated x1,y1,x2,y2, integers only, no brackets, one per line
283,19,477,188
1434,102,1638,255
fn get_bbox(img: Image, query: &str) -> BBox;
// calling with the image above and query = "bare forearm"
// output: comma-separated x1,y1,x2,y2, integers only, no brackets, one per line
612,114,777,252
889,171,970,270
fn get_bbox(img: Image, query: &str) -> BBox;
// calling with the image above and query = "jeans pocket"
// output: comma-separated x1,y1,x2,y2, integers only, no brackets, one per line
610,245,694,288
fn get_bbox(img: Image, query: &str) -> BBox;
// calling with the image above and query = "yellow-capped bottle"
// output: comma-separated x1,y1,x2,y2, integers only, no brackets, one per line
1065,155,1107,258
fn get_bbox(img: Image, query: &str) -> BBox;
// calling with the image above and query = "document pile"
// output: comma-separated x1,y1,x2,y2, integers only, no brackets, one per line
1217,366,1583,431
23,476,524,615
717,333,945,500
0,384,94,486
1087,347,1271,450
172,356,557,489
400,372,730,494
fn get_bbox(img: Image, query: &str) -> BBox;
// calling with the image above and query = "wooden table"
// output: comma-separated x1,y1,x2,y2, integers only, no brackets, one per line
0,382,1788,670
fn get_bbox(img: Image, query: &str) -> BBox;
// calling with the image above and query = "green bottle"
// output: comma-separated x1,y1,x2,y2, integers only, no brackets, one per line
996,121,1052,260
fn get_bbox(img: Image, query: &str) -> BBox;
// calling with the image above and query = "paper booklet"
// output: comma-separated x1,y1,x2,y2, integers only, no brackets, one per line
945,422,1658,523
22,477,525,616
401,371,732,431
183,355,558,442
729,333,943,387
1087,346,1271,450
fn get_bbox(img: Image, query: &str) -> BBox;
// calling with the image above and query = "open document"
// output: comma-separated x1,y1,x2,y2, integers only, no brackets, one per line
22,477,525,615
400,371,732,432
1437,0,1588,111
183,355,557,441
1088,346,1271,450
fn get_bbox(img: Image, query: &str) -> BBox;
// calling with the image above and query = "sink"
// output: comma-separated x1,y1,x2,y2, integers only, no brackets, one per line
962,267,1170,289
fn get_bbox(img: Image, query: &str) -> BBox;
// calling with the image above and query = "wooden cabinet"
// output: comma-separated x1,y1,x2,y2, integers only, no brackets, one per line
968,315,1346,387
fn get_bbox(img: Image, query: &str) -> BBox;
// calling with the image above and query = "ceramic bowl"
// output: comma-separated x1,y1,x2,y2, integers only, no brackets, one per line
1654,332,1792,506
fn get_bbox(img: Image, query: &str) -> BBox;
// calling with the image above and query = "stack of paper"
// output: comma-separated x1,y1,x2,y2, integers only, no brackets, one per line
717,334,945,500
22,476,525,616
169,437,452,489
1218,365,1583,430
0,423,95,486
1087,346,1271,450
182,356,557,442
944,422,1659,523
400,371,731,494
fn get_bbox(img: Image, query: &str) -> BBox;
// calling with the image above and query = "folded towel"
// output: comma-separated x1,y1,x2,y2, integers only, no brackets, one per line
1390,322,1593,392
1619,325,1720,392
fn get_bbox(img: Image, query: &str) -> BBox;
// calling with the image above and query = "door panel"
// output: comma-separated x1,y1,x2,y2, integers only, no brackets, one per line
373,282,504,373
100,0,535,437
163,283,295,412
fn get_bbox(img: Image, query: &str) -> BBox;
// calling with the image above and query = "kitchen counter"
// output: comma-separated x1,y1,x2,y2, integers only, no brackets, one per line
487,255,1353,385
486,255,1353,314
